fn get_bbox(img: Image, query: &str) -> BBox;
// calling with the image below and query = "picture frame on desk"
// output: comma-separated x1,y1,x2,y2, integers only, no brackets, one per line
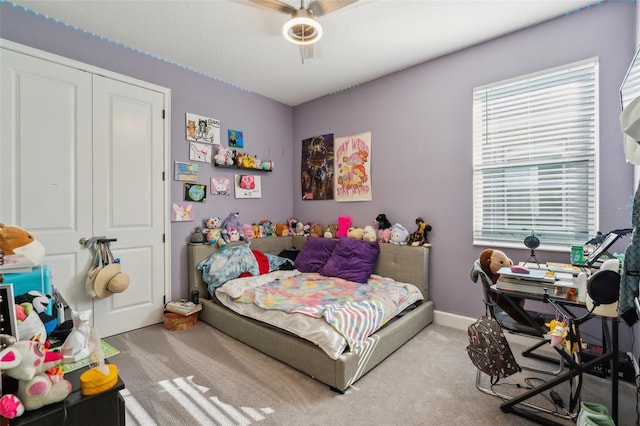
0,283,18,338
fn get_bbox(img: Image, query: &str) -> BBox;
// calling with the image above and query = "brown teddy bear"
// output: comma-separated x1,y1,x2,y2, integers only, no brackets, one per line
324,224,338,239
275,223,289,237
479,248,529,325
309,223,324,238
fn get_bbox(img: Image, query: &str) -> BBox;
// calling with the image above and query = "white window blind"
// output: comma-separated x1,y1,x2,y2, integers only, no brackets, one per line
472,59,598,247
621,47,640,109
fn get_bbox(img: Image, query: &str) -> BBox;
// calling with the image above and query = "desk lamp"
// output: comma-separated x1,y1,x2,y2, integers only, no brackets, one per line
523,232,541,267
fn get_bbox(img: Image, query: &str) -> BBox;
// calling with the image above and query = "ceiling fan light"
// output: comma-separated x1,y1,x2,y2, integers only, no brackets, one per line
282,12,322,45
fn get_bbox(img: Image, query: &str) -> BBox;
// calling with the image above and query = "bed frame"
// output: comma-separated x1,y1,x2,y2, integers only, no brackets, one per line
187,236,434,392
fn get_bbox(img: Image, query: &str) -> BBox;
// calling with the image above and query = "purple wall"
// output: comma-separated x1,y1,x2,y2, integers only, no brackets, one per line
1,2,638,345
0,3,294,300
292,1,637,329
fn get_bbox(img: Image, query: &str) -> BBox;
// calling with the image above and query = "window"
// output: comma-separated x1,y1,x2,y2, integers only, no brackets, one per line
472,59,598,248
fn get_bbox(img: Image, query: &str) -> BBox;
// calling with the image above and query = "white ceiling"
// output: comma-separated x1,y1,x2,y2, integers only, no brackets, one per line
12,0,599,106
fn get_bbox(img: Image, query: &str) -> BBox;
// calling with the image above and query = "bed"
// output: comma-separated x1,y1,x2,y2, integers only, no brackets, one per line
187,235,434,392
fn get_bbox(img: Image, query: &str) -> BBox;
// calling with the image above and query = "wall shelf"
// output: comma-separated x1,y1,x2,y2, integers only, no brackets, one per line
214,164,272,172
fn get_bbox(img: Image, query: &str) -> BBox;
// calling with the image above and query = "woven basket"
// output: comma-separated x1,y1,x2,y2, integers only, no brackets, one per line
164,312,197,331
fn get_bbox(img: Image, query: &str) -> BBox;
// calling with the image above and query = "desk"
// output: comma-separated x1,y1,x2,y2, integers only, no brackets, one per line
491,285,619,426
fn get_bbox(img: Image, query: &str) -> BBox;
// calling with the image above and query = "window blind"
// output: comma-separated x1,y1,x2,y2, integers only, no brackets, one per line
472,59,598,247
621,46,640,109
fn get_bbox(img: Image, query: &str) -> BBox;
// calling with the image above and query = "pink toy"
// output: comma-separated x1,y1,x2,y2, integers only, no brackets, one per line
337,216,351,238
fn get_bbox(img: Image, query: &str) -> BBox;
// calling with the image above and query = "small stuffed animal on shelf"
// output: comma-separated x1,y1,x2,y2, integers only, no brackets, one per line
337,216,351,238
375,213,392,230
324,224,337,239
406,217,433,247
389,223,409,245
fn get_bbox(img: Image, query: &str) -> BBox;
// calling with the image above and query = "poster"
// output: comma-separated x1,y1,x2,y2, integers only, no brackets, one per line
184,183,207,202
334,131,371,202
186,112,220,145
211,177,231,195
189,141,213,163
228,129,244,148
171,202,194,222
301,134,334,200
234,174,261,199
174,161,198,182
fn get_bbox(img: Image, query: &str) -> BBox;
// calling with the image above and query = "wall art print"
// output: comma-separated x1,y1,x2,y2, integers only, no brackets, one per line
234,174,261,199
186,112,220,145
228,129,244,148
184,183,207,202
174,161,198,182
171,202,194,222
189,141,213,163
334,131,371,202
301,134,334,200
211,177,231,195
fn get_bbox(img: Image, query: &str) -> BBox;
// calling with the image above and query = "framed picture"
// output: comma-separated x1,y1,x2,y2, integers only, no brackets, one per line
189,141,213,163
0,284,18,338
174,161,198,182
228,129,244,148
171,202,194,222
234,174,261,199
211,177,231,195
184,183,207,203
186,113,220,145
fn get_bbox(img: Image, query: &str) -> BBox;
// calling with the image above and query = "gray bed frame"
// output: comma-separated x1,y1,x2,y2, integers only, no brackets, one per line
187,236,434,392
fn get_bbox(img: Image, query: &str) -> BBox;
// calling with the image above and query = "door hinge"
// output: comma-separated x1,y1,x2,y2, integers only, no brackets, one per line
162,109,165,119
162,233,165,243
162,171,165,181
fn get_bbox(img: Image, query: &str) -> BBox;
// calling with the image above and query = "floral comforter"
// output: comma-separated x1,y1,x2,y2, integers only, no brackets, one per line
231,273,423,351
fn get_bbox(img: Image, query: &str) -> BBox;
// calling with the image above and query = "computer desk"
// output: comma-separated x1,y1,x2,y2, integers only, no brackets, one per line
491,285,619,426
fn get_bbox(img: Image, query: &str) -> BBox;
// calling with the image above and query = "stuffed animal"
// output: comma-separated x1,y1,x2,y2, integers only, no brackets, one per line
15,291,56,335
0,223,45,265
375,214,392,230
190,227,205,243
259,220,274,237
309,223,324,238
252,224,262,239
478,249,528,325
347,227,364,240
227,227,241,242
202,217,225,247
363,225,377,242
378,228,391,243
406,217,433,247
221,212,242,243
389,223,409,245
214,146,234,166
287,217,304,236
337,216,351,238
275,223,289,237
324,224,338,239
0,340,72,414
302,222,312,237
240,224,254,241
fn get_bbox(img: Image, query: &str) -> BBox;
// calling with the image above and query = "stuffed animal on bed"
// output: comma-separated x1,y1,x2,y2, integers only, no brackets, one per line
337,216,351,238
478,249,529,325
309,223,324,238
406,217,433,247
275,223,289,237
389,223,409,245
375,213,392,230
221,212,241,243
347,227,364,240
363,225,377,242
324,224,338,239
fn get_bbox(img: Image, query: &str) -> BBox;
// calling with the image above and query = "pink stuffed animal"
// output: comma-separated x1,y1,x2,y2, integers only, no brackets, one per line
337,216,351,238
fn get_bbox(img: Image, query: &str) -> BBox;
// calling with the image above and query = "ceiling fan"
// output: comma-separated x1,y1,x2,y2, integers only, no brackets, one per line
251,0,359,62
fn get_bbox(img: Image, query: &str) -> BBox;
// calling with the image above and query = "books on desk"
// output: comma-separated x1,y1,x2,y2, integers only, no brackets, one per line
496,266,577,296
497,266,556,284
165,299,202,316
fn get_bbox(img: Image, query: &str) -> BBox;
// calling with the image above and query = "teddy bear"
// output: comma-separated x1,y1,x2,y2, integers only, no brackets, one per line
347,227,364,240
221,212,242,243
324,224,337,239
389,223,409,245
309,223,324,238
363,225,377,242
275,223,289,237
214,146,235,166
0,339,72,416
0,223,45,266
202,217,225,248
478,249,529,325
406,217,433,247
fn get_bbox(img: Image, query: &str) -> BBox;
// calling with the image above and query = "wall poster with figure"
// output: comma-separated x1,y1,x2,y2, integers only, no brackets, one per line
334,131,371,202
301,134,334,200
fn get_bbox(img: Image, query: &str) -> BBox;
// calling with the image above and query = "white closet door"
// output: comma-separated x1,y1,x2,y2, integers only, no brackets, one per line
0,48,94,309
92,76,165,336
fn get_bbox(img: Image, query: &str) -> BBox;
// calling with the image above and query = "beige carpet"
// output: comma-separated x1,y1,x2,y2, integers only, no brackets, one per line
105,321,638,426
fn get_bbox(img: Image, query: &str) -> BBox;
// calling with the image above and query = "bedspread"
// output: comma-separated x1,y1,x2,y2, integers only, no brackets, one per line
233,273,423,350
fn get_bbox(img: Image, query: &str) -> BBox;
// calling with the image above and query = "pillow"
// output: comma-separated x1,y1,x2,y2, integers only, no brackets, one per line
197,244,258,291
294,237,338,273
320,238,380,283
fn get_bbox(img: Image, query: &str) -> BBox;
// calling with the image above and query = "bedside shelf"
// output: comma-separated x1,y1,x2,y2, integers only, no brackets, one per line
214,164,272,172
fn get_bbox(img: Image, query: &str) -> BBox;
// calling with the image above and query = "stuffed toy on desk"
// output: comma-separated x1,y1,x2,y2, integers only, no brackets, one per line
479,249,530,325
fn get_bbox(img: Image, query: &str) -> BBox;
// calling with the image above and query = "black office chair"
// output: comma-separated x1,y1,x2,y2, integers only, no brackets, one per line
470,259,564,376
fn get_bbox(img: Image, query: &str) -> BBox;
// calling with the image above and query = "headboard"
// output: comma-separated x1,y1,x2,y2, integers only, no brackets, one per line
187,236,430,299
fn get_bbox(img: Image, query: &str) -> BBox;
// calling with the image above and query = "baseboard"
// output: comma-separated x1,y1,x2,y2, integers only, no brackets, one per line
433,310,555,354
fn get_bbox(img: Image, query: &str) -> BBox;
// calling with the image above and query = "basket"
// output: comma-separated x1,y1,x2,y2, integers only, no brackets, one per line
163,312,197,331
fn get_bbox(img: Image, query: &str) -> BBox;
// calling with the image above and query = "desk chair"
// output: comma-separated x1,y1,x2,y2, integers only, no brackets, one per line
470,259,564,377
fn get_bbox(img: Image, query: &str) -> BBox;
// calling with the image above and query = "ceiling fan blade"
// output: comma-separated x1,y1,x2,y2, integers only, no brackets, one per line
308,0,359,17
249,0,297,14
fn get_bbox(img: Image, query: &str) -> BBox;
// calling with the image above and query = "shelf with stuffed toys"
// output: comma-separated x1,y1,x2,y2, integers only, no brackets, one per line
214,145,273,172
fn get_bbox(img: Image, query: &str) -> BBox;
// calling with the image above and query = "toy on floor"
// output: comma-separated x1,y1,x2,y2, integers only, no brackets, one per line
0,340,71,416
60,309,92,363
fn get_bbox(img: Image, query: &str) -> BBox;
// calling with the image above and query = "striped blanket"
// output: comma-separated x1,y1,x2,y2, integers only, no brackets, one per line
233,273,423,351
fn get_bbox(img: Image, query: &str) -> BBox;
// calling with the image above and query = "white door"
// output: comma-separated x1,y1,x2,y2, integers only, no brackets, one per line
92,76,166,337
0,45,167,337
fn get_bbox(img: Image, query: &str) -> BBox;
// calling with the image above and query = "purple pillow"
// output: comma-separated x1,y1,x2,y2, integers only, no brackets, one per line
320,238,380,283
294,237,339,273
